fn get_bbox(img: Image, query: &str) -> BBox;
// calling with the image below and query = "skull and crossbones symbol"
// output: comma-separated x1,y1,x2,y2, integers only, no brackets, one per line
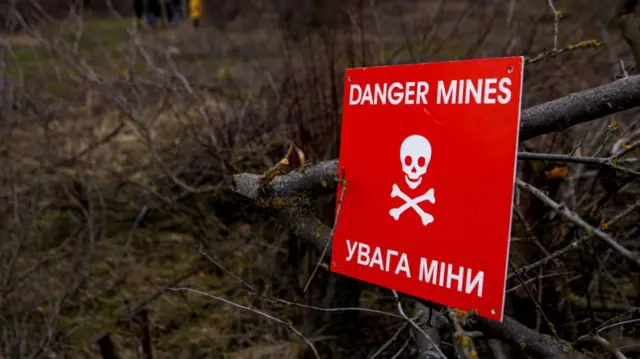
389,134,436,226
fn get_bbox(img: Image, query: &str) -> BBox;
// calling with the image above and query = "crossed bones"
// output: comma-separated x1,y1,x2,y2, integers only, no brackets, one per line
389,184,435,226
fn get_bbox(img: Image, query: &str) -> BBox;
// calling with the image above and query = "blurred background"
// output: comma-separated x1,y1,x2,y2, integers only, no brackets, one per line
0,0,639,358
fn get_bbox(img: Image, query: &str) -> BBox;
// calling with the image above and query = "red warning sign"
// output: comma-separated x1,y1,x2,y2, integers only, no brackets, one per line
330,57,524,321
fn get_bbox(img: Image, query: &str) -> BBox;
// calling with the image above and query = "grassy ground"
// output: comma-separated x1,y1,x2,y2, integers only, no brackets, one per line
2,15,305,359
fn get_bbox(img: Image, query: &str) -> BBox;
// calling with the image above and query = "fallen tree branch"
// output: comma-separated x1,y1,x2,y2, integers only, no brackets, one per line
519,75,640,141
232,164,575,358
231,75,640,358
234,168,335,252
470,315,570,358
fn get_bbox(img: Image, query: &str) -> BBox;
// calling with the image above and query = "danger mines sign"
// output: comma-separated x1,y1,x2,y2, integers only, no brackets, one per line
330,57,524,322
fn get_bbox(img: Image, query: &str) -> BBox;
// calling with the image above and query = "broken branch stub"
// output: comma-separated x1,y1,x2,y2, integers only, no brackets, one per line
233,169,334,252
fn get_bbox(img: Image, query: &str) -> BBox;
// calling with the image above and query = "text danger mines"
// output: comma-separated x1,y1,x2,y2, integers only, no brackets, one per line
349,77,513,105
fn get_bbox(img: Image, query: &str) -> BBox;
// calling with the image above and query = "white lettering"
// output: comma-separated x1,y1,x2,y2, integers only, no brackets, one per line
418,258,485,297
498,77,512,104
465,79,482,104
483,78,497,104
348,82,430,105
357,242,370,266
386,249,398,271
349,85,362,105
346,240,357,262
404,81,416,104
466,268,484,297
446,263,464,291
417,82,429,104
388,82,403,105
437,80,456,104
370,246,384,270
362,84,373,104
345,242,410,276
419,258,438,284
346,243,485,296
436,77,513,104
374,83,387,105
395,253,411,278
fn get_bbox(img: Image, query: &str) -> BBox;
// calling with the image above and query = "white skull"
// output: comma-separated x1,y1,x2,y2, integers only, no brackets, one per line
400,134,432,190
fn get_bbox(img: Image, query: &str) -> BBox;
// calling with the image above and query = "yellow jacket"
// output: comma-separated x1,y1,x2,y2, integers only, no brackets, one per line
190,0,201,19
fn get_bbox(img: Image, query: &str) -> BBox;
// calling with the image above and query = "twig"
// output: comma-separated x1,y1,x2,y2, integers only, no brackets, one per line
390,337,411,359
165,287,321,359
392,291,447,359
621,59,630,78
547,0,560,51
517,152,640,176
508,263,560,340
447,308,477,359
303,170,346,293
197,245,402,319
368,323,410,359
575,335,629,359
598,317,640,334
525,40,603,65
516,179,640,268
262,145,294,187
507,238,585,280
603,199,640,228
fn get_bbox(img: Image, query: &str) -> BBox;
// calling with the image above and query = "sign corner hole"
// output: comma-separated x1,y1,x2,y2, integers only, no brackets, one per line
333,261,338,266
348,76,352,82
491,308,496,314
507,66,513,74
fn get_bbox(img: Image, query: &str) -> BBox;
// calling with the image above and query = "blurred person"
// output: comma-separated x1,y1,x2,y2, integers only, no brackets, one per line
189,0,201,28
166,0,183,25
134,0,145,26
143,0,161,26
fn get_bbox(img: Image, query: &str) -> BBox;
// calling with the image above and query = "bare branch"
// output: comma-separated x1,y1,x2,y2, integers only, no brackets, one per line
519,75,640,141
517,152,640,176
575,335,629,359
487,339,508,359
392,291,447,359
165,287,321,359
368,322,410,359
414,302,448,359
516,179,640,268
303,171,346,292
226,23,640,359
447,308,477,359
470,315,571,358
